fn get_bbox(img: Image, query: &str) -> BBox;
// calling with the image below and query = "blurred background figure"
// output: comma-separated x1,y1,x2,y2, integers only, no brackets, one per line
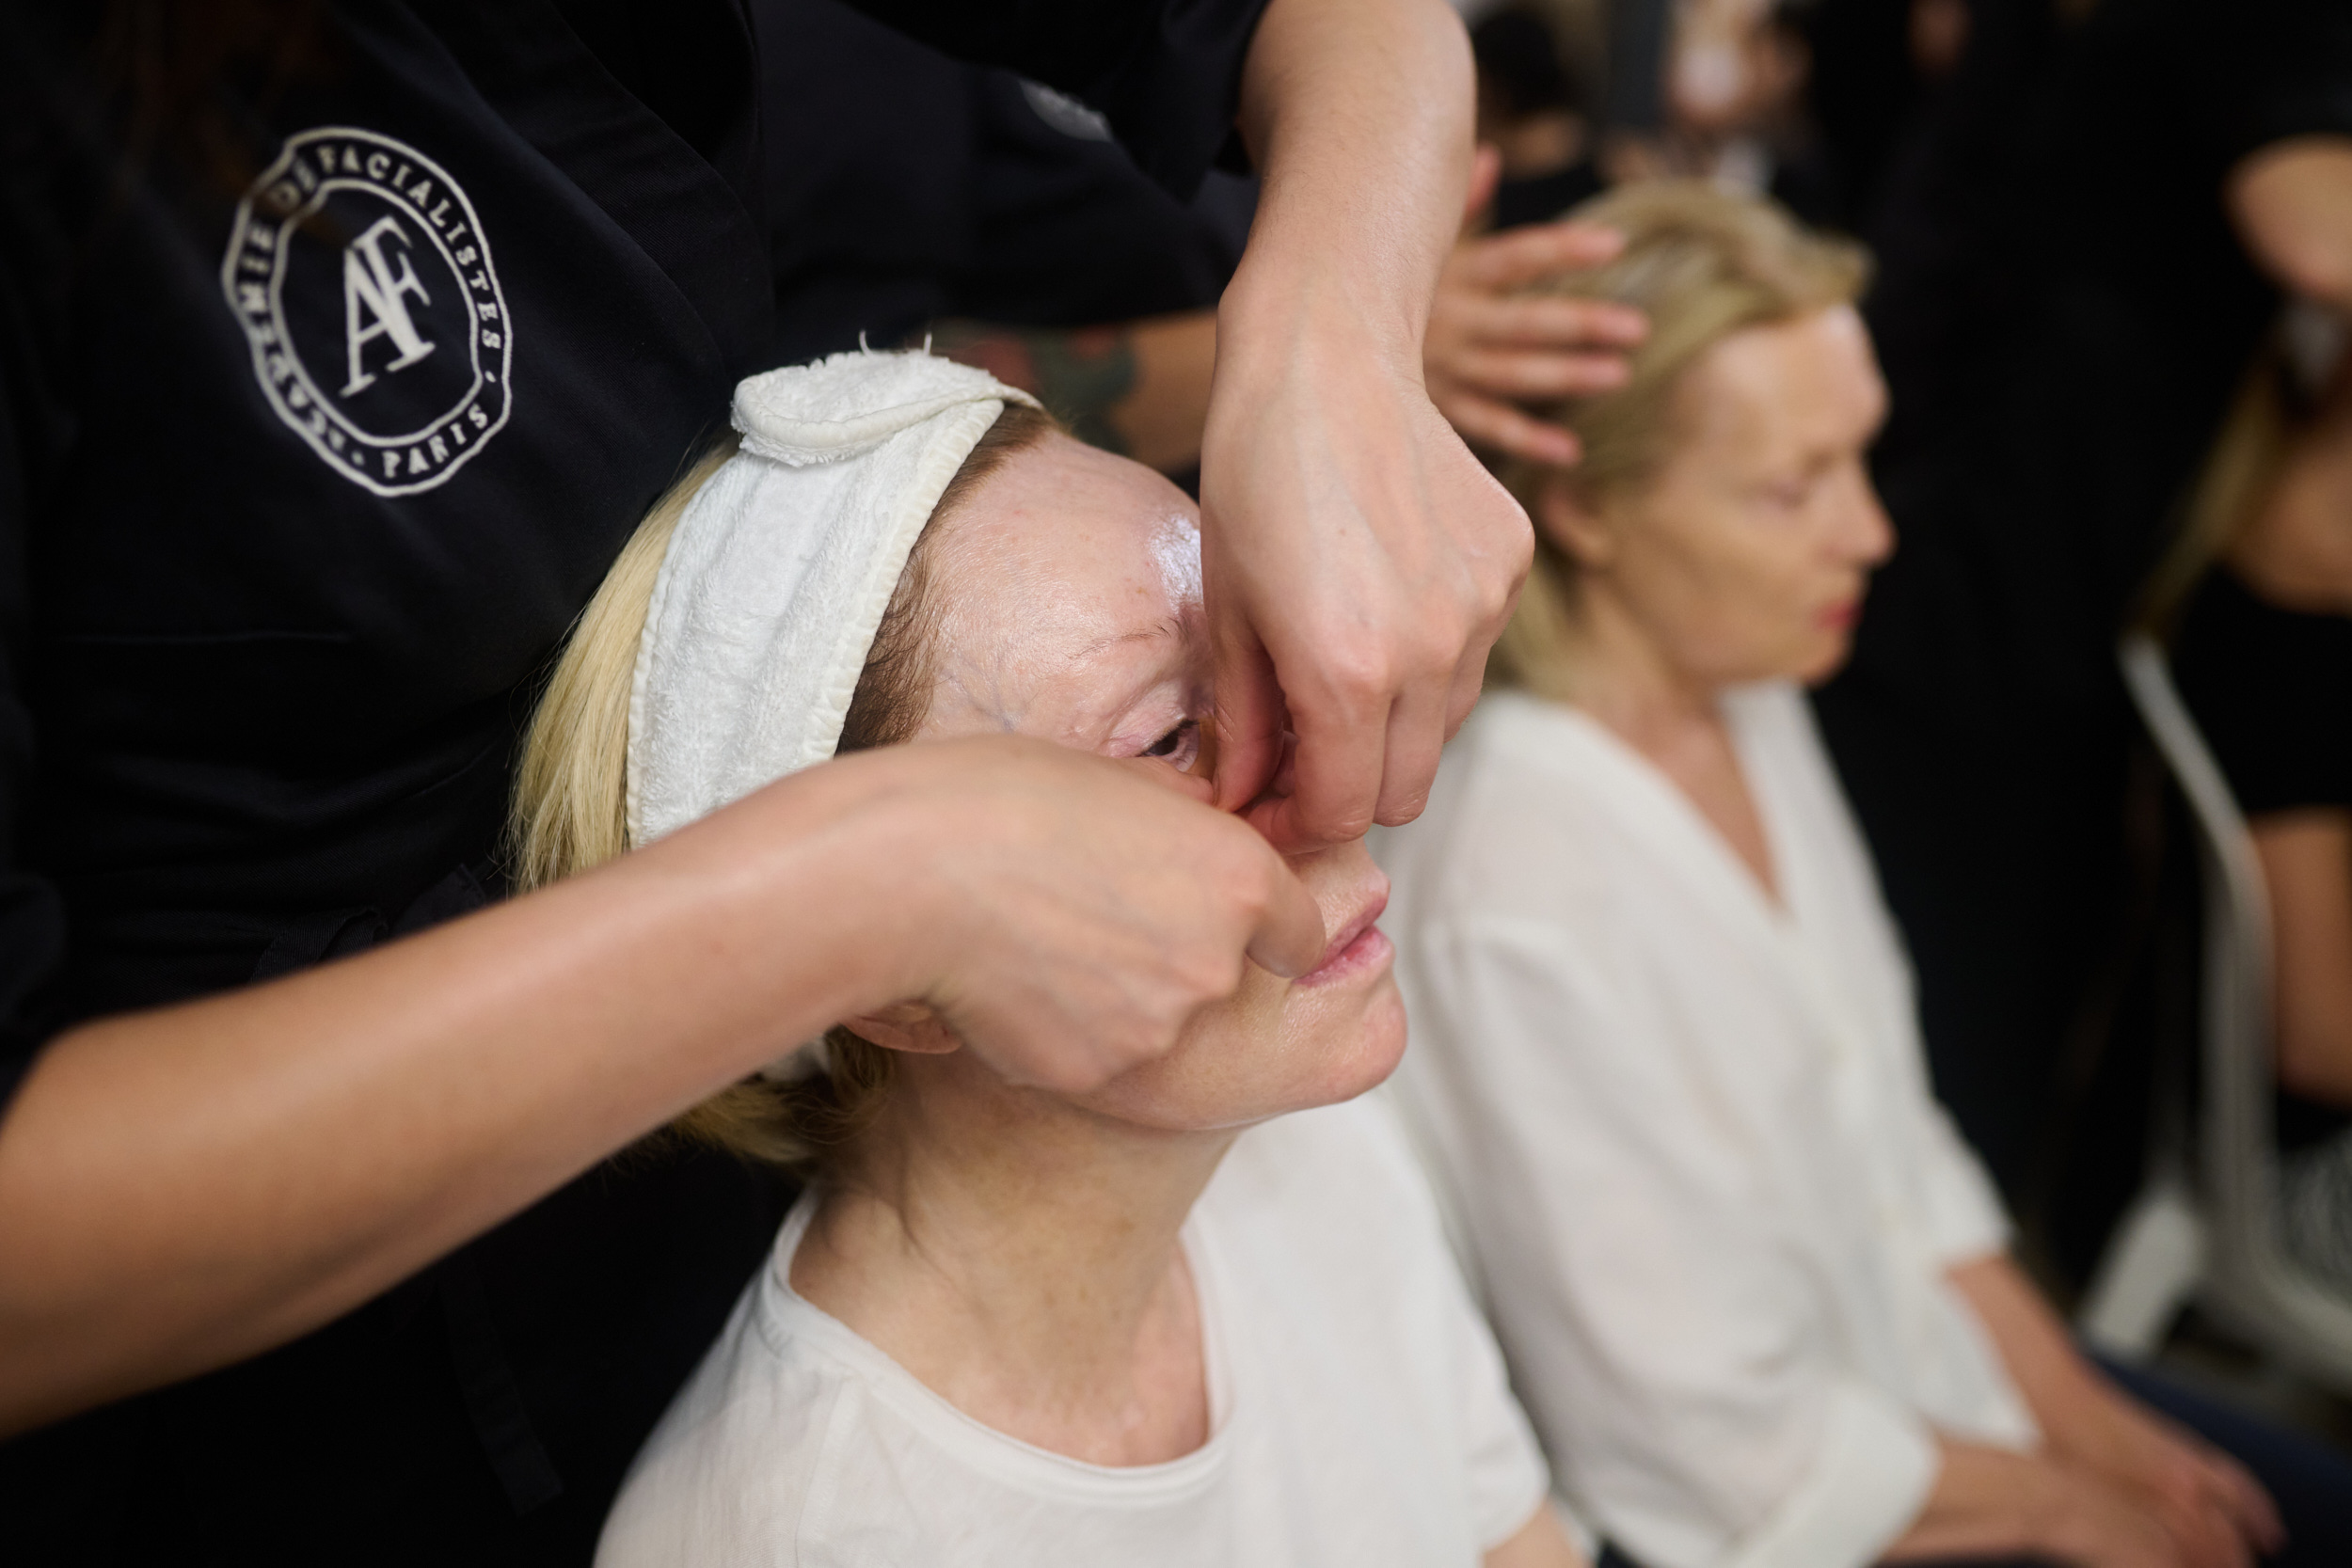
1812,0,2352,1291
1470,8,1605,230
1376,181,2351,1568
1458,0,2352,1462
2159,293,2352,1302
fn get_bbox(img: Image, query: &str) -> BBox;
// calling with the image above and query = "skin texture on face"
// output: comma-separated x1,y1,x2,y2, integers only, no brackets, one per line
1542,303,1894,688
868,432,1404,1132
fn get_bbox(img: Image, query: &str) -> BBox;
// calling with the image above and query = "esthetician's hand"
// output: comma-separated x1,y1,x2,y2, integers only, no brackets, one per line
1203,0,1532,848
1424,219,1645,464
896,738,1324,1093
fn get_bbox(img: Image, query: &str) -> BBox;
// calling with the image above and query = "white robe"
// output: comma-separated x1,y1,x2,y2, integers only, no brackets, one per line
1375,685,2037,1568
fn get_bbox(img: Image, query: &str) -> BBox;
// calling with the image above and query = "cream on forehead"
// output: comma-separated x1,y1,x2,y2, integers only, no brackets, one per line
1150,512,1203,609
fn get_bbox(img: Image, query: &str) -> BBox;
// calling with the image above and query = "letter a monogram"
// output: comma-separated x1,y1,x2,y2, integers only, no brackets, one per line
222,126,514,498
341,214,437,396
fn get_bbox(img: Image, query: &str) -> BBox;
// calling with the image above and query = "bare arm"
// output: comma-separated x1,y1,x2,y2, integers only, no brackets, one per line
1925,1255,2282,1567
1883,1437,2183,1567
0,739,1321,1435
927,312,1218,475
1203,0,1526,845
2251,810,2352,1105
930,223,1643,478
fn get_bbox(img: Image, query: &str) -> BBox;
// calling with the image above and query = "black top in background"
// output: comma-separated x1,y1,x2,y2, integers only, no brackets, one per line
1812,0,2352,1231
757,0,1254,367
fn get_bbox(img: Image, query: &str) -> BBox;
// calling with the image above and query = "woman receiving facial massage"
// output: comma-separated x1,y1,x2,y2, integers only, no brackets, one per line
505,350,1587,1567
1376,183,2352,1568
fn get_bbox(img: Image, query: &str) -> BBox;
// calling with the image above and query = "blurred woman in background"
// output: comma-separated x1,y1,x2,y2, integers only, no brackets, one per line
2159,290,2352,1299
1376,182,2350,1568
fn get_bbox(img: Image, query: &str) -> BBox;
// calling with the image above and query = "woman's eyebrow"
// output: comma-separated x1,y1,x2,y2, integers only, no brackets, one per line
1066,617,1183,669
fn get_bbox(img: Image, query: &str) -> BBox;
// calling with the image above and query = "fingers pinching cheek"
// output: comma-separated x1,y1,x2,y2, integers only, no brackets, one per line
1210,624,1285,815
1272,707,1385,850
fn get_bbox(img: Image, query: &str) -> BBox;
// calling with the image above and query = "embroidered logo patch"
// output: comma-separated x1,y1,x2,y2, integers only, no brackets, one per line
221,126,513,497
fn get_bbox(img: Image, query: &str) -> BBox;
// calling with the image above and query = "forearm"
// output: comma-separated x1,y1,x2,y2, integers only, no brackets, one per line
0,750,918,1434
2255,811,2352,1104
1220,0,1473,374
1947,1254,2122,1458
928,312,1217,474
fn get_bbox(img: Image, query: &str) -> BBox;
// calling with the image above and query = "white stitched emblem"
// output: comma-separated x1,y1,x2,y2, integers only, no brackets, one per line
220,126,514,497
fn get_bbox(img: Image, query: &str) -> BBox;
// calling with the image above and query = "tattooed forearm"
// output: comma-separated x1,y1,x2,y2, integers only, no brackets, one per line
922,321,1138,458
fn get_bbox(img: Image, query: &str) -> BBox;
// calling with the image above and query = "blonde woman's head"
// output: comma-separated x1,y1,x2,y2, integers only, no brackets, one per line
1492,182,1891,696
512,403,1405,1171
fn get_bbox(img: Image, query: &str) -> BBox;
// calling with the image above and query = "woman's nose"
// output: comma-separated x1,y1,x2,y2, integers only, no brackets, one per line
1833,466,1896,567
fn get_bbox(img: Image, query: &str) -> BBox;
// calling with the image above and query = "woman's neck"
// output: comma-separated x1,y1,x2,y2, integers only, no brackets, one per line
1557,579,1781,902
1552,579,1724,749
790,1052,1229,1466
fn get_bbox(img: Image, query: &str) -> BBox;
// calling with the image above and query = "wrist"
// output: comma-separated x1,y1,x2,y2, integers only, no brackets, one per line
2016,1457,2098,1561
1216,258,1422,387
2036,1376,2151,1486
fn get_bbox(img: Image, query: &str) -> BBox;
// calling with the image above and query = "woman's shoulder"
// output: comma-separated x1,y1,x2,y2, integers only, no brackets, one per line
1377,692,1645,924
596,1277,851,1566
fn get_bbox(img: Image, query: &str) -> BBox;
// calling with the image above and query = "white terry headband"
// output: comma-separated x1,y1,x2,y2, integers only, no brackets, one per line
627,348,1041,847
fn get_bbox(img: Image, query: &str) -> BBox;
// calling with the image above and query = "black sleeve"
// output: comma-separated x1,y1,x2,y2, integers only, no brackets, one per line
0,12,76,1113
834,0,1272,198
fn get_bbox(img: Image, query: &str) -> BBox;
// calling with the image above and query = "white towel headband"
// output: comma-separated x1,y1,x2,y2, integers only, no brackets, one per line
626,348,1041,847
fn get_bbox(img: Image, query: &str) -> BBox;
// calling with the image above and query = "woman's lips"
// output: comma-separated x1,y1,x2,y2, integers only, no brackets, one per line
1297,889,1392,988
1818,597,1861,630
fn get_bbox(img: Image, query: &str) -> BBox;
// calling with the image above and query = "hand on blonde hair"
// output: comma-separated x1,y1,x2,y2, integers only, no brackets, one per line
1426,221,1647,465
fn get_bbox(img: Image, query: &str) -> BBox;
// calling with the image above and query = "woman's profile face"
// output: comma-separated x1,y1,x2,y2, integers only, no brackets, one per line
902,432,1405,1130
1551,302,1893,687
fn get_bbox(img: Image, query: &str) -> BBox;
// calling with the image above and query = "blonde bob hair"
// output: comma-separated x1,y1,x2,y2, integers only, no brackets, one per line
1489,182,1872,700
510,401,1057,1166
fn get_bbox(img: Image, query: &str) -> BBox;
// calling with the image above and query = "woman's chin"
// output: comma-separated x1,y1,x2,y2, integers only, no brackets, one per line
1794,630,1855,686
1090,975,1409,1133
1293,978,1410,1111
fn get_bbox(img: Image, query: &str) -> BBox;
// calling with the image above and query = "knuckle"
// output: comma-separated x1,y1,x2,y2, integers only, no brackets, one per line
1316,640,1400,706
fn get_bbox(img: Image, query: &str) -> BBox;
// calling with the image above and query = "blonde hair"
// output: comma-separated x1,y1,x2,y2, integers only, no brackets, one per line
1488,182,1872,699
511,401,1057,1165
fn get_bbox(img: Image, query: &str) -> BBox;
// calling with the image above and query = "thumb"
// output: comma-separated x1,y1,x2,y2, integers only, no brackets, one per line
1244,853,1326,979
1210,608,1287,815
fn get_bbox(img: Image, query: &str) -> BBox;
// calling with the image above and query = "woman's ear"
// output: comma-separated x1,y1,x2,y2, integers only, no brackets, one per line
1534,470,1618,571
837,1002,962,1055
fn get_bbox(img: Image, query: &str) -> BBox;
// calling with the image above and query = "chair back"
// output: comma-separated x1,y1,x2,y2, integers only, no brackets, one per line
2119,633,2352,1391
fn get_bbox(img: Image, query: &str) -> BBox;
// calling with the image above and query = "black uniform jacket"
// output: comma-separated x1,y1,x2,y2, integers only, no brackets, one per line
0,0,1264,1560
759,0,1258,365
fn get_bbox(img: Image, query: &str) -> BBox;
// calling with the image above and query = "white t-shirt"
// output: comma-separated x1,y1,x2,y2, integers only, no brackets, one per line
596,1097,1555,1568
1375,686,2037,1568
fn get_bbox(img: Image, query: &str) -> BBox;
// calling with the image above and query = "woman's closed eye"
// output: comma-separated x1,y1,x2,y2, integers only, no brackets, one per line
1139,718,1202,772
